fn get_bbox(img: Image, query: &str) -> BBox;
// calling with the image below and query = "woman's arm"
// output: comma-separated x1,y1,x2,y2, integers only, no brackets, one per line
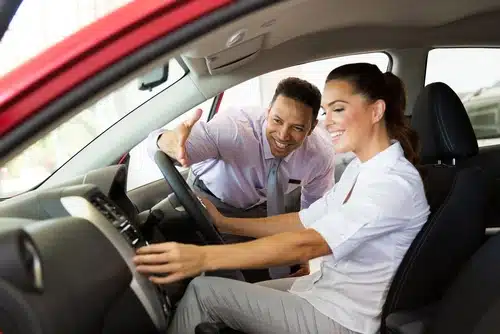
202,198,304,238
204,229,331,271
219,213,305,238
134,229,330,284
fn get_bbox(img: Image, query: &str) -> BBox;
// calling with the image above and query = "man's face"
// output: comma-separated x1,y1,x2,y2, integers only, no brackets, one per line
265,95,317,158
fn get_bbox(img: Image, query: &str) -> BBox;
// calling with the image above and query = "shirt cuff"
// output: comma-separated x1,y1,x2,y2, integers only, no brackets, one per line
146,128,166,161
299,208,314,228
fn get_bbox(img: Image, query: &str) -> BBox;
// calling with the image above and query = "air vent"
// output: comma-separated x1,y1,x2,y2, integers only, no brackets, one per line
88,193,144,248
89,194,127,227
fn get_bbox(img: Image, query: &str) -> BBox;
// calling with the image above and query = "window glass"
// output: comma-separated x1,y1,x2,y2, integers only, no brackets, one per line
0,59,185,198
425,48,500,145
126,98,215,190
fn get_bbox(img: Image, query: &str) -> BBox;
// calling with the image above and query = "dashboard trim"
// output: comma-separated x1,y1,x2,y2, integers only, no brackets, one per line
60,196,167,331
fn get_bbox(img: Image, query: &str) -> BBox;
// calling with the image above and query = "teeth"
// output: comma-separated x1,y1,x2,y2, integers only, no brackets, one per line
275,140,287,149
331,131,344,138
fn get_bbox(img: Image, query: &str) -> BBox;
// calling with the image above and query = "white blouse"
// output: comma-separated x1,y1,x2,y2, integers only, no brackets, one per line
290,141,430,334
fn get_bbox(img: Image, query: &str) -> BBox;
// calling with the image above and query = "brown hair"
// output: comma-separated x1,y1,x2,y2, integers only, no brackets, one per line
325,63,420,164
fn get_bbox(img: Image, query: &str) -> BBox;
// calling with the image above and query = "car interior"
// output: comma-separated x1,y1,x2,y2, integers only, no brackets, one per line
2,0,500,333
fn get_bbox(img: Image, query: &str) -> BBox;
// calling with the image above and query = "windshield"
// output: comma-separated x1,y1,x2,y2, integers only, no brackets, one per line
0,59,185,198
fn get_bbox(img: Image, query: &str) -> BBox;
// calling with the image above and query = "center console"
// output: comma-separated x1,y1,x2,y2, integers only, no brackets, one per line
60,189,171,331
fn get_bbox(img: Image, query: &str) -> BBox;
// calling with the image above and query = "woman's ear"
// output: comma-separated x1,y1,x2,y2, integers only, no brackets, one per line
372,100,386,124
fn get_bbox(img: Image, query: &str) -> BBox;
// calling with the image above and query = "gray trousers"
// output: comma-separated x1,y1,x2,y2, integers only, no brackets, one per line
167,276,359,334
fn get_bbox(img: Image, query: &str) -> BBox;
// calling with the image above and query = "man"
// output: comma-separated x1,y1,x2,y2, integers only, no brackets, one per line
147,77,334,280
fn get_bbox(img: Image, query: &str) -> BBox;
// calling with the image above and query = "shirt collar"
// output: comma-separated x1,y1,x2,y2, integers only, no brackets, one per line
353,140,404,172
262,120,294,163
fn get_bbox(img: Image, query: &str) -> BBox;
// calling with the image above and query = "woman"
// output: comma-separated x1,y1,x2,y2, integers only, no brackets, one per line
133,63,430,334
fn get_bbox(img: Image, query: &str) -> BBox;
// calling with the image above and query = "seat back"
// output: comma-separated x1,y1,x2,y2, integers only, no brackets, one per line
381,83,488,332
428,232,500,334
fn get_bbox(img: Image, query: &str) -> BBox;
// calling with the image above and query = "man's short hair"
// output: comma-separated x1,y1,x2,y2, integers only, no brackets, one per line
270,77,322,122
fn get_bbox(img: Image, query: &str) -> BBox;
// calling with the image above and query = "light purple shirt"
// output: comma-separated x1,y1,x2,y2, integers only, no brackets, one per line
147,106,335,210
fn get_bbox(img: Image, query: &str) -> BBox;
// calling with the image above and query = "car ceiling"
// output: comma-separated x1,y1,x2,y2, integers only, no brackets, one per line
181,0,500,78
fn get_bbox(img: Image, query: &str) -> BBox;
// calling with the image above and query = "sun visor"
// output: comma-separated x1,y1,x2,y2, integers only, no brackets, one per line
205,34,264,75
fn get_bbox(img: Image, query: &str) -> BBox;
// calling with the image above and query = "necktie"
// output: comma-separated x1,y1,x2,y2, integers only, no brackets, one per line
267,158,291,278
267,158,285,216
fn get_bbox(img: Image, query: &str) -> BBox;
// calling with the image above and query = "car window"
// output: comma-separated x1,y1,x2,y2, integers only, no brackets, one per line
219,52,391,182
425,48,500,146
0,59,186,198
126,98,215,191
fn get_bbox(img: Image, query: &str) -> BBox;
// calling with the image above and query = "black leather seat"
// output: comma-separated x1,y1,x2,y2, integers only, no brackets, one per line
387,231,500,334
194,82,488,334
384,82,488,333
425,231,500,334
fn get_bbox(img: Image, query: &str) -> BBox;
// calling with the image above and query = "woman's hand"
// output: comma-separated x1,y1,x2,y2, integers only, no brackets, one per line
200,198,227,229
288,262,310,278
133,242,207,284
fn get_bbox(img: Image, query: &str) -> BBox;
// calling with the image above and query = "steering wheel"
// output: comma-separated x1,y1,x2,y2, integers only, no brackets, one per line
154,151,225,245
154,151,247,281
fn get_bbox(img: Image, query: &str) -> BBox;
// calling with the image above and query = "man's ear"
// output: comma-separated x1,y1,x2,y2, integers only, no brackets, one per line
372,100,386,124
308,119,318,135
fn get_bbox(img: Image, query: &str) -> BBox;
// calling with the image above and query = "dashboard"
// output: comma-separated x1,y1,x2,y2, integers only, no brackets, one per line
0,165,174,334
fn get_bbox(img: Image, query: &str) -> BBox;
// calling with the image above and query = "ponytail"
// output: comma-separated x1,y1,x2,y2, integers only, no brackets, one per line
383,72,420,165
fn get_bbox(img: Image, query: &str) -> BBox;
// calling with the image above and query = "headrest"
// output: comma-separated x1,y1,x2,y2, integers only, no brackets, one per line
411,82,478,164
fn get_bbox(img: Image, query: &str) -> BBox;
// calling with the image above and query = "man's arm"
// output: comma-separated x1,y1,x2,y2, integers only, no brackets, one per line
156,130,180,160
146,109,206,167
146,109,223,167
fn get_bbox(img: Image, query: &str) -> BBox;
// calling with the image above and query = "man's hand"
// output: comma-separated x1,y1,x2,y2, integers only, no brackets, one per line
134,242,207,284
176,108,203,166
157,108,203,167
288,262,310,278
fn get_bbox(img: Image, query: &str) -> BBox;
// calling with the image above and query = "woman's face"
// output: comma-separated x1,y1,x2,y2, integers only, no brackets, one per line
321,79,383,155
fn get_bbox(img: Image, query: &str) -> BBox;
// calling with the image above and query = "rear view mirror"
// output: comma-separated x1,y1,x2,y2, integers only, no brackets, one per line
138,63,169,91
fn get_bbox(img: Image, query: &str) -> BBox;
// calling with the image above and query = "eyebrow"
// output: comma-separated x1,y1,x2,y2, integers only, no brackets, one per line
273,114,306,128
326,99,349,108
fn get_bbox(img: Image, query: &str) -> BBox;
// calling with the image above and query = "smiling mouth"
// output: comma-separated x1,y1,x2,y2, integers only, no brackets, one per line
273,138,291,150
330,130,345,140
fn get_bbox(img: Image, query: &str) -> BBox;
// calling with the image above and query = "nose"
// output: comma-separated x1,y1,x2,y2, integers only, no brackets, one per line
324,110,338,125
277,126,291,141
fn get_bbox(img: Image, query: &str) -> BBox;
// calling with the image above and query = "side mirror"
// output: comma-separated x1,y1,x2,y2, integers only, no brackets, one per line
138,63,169,91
